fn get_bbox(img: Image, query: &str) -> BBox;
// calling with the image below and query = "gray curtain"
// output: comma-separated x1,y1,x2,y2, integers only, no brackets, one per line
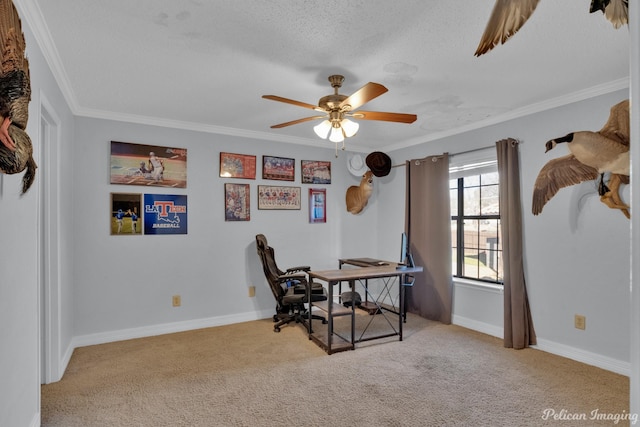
405,155,452,324
496,138,536,349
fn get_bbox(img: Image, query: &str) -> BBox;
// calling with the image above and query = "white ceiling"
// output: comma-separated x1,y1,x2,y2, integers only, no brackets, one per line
20,0,630,153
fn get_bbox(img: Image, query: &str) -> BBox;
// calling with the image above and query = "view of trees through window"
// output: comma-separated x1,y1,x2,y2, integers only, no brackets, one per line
450,171,503,283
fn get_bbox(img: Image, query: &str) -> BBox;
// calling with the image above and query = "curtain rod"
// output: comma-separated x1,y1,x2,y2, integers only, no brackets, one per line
391,140,521,168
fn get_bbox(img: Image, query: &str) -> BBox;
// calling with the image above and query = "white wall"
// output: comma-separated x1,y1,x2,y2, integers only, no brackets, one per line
0,1,75,425
71,117,380,345
379,89,631,373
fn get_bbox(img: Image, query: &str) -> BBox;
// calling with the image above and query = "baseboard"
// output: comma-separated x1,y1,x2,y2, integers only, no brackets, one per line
452,315,630,376
30,412,40,427
452,314,503,339
533,338,630,377
59,342,74,381
65,310,631,379
71,309,274,349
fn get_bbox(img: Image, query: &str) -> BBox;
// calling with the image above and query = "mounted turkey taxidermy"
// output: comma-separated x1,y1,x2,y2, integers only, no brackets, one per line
346,171,374,215
532,99,630,218
0,0,36,194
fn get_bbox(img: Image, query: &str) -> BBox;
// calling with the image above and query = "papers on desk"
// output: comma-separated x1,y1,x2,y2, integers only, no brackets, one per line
344,258,389,266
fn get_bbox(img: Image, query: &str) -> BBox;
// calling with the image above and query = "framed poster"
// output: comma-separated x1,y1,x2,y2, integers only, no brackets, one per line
258,185,301,210
219,152,256,179
301,160,331,184
309,188,326,223
143,194,188,234
110,193,142,235
110,141,187,188
262,155,295,181
225,183,251,221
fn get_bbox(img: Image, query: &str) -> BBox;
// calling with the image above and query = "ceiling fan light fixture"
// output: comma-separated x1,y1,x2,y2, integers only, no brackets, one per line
313,120,332,138
329,126,345,143
341,118,359,138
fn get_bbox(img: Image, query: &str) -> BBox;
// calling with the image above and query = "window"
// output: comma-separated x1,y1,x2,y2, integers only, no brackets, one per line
450,156,503,284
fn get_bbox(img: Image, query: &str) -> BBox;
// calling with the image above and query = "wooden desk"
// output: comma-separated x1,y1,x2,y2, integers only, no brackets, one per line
307,262,423,354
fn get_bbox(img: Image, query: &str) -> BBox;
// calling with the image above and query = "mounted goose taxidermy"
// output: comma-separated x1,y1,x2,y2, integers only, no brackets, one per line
532,99,630,218
0,0,36,194
475,0,628,56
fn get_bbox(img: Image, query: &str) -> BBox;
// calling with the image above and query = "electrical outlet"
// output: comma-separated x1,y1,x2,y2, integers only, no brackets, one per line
574,314,586,330
172,295,181,307
248,286,256,297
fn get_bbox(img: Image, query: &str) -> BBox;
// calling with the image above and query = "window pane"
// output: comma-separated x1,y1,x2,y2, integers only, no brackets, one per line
450,188,458,215
462,249,480,279
482,171,499,185
464,174,480,187
451,219,458,275
485,249,501,281
463,219,480,249
463,187,480,216
451,246,458,277
480,184,499,215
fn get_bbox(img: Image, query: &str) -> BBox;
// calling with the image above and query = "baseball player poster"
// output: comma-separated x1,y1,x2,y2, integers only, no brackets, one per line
110,141,187,188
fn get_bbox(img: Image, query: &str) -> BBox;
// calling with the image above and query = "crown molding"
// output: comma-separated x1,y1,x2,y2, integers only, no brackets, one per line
386,77,630,152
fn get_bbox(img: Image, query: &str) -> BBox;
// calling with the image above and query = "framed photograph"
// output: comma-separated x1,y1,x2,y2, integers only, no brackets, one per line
110,141,187,188
219,152,256,179
301,160,331,184
225,183,251,221
110,193,142,235
143,194,188,234
309,188,327,223
258,185,301,210
262,155,295,181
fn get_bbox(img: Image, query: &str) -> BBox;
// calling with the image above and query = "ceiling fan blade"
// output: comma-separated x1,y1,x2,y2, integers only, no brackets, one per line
352,110,417,124
262,95,323,111
339,82,388,111
270,116,326,129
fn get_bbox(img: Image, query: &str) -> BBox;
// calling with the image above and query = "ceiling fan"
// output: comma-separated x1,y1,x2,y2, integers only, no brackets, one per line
262,75,417,154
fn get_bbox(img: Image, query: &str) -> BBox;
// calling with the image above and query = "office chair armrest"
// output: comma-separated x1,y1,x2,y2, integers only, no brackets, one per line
286,266,311,274
277,273,306,283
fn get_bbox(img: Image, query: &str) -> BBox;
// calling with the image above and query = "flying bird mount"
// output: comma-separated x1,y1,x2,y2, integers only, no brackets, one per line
474,0,628,56
532,99,630,218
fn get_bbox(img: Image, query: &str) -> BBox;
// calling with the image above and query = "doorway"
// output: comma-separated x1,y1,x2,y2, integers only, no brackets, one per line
39,95,62,384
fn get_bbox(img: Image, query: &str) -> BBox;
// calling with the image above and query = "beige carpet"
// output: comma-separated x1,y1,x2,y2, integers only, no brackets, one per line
41,312,630,426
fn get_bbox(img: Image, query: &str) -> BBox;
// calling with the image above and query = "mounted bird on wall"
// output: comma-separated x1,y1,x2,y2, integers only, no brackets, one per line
474,0,628,56
531,99,630,218
0,0,36,195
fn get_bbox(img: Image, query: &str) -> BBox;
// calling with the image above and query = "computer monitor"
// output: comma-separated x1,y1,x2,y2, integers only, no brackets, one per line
399,232,414,268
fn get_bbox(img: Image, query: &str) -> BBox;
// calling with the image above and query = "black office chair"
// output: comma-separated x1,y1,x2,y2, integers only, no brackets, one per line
256,234,327,332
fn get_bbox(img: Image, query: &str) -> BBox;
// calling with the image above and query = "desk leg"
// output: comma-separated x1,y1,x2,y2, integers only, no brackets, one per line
327,281,334,352
399,274,404,341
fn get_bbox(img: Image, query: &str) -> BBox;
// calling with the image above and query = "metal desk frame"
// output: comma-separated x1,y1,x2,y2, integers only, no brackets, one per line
307,261,422,354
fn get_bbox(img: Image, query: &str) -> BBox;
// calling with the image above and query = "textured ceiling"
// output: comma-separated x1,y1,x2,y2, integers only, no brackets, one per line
19,0,630,153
